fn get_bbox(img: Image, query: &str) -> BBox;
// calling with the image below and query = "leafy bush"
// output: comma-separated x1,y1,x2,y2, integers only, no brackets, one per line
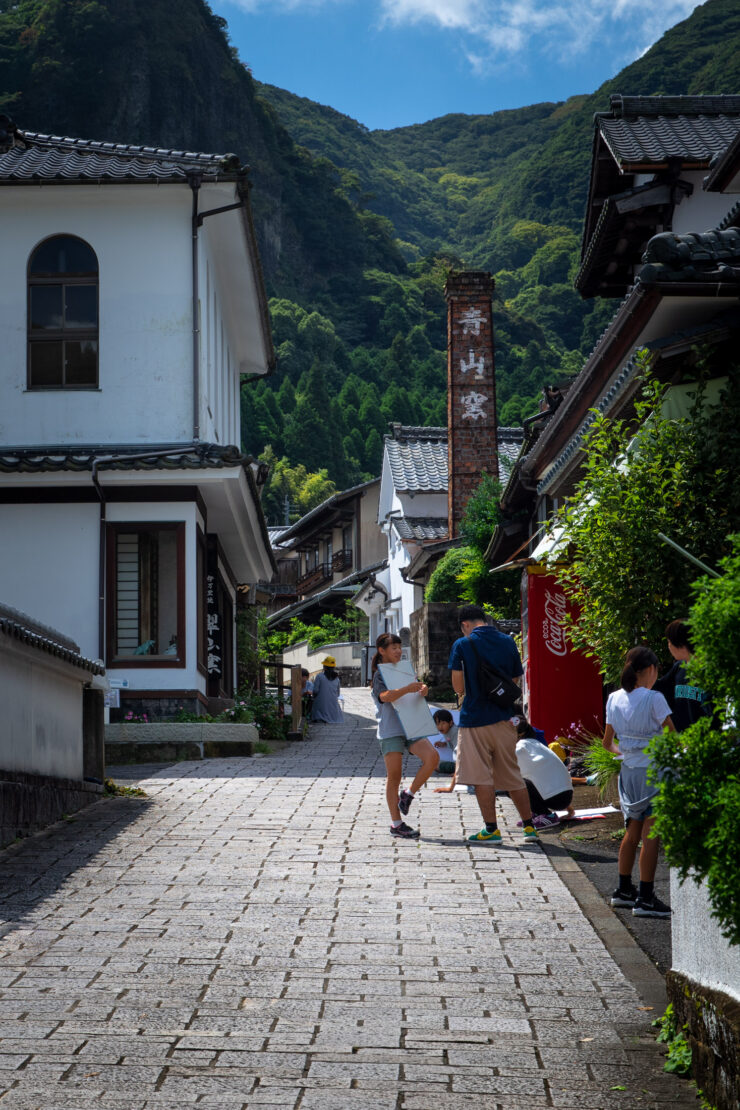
649,540,740,945
550,363,740,682
685,534,740,722
425,546,475,603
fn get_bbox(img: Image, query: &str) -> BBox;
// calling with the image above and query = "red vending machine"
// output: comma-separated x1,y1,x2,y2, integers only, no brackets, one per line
521,566,603,742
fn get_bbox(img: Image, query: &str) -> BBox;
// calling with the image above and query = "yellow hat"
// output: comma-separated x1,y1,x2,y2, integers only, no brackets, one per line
322,656,336,667
549,741,567,762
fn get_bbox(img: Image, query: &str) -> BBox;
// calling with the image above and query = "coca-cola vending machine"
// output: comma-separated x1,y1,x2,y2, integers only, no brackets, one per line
521,566,603,742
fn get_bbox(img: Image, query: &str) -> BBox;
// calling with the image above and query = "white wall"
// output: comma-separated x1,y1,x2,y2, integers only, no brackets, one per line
671,172,738,236
0,185,193,447
282,640,360,674
670,871,740,1003
0,637,86,779
200,238,240,449
0,502,100,658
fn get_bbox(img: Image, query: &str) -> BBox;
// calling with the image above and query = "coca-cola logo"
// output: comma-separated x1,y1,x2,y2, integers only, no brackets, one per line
543,589,568,657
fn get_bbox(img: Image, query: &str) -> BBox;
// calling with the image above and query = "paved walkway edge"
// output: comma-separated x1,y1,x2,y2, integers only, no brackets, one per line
541,839,668,1013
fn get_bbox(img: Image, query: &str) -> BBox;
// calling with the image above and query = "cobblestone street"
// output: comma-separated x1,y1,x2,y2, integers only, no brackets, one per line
0,690,698,1109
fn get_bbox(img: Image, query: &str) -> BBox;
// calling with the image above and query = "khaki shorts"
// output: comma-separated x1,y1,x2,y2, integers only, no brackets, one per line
455,720,525,791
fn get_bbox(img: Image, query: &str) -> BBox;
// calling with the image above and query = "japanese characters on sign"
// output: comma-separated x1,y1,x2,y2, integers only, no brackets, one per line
461,390,488,421
457,303,490,422
206,571,222,677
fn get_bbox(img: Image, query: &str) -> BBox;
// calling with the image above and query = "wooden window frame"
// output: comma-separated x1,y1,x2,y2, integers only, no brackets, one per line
106,522,186,669
27,234,99,390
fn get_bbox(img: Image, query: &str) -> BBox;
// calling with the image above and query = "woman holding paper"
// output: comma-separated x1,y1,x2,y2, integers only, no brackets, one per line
371,632,439,839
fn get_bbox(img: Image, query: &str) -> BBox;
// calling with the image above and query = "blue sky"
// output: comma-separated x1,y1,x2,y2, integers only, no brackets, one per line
213,0,704,130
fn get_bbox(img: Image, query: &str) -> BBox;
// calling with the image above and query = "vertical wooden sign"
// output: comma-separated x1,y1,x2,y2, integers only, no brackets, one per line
445,271,498,538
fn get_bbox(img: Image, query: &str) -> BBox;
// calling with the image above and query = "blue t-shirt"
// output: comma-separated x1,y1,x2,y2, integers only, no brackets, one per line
448,625,523,728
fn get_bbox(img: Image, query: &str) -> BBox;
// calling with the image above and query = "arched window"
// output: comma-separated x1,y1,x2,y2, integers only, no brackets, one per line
27,235,98,389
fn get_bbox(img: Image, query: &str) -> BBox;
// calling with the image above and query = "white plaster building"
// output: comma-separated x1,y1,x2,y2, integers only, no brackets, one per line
0,120,275,717
356,423,522,642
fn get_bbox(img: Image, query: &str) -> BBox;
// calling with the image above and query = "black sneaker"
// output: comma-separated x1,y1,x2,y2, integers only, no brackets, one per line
390,822,420,839
398,789,414,816
610,885,638,908
633,894,672,918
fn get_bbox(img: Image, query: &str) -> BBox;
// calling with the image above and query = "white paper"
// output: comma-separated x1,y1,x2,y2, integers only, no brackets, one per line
378,661,437,741
555,805,618,817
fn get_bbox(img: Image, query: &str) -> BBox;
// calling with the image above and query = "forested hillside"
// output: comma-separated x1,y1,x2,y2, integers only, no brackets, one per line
1,0,740,522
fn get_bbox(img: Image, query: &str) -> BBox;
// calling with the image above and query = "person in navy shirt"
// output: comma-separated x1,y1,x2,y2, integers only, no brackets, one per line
448,605,537,844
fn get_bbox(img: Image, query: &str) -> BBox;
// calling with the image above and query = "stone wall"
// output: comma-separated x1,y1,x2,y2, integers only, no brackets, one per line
105,721,258,764
411,605,521,687
411,603,460,686
0,768,103,849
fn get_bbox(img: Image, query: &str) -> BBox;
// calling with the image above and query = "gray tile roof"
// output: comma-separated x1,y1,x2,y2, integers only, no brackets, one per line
393,516,449,542
385,426,448,492
598,95,740,168
0,128,243,184
496,427,524,479
0,443,247,474
385,425,523,491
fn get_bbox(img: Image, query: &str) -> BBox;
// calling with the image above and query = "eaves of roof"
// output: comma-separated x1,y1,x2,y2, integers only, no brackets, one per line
0,129,244,185
403,538,458,584
0,442,248,474
276,478,379,547
576,180,676,297
266,559,388,627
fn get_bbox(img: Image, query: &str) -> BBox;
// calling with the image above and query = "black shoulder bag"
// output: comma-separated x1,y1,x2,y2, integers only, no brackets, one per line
466,637,521,711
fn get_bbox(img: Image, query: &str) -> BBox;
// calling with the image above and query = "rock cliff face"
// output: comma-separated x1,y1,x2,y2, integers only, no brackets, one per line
0,0,403,302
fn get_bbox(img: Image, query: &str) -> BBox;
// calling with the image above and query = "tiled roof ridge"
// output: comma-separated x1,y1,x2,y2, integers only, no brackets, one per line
387,423,446,442
608,94,740,119
18,128,239,168
0,607,104,674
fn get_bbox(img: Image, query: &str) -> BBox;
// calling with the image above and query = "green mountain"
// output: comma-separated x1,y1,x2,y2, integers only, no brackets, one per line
2,0,740,513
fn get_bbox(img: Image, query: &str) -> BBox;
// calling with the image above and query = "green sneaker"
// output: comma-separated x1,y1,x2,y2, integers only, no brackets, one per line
522,824,539,841
468,827,502,843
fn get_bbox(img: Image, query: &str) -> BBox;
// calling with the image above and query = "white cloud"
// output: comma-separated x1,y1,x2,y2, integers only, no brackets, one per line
221,0,701,68
379,0,700,66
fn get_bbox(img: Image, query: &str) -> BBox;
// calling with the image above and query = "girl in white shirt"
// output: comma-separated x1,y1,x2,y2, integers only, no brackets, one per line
603,646,675,918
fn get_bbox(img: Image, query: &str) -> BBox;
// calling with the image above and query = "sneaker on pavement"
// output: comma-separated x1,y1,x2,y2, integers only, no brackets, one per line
532,813,560,829
632,894,672,917
390,822,420,839
467,827,502,843
522,824,539,841
398,789,414,816
610,885,638,908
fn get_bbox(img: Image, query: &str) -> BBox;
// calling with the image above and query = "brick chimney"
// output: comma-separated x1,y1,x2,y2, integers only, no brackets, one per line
445,271,498,538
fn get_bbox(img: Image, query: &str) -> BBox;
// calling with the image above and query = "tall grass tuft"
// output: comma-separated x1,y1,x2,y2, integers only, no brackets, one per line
583,738,621,800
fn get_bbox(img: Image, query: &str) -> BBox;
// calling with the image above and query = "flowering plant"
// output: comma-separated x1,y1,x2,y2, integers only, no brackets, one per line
124,711,149,723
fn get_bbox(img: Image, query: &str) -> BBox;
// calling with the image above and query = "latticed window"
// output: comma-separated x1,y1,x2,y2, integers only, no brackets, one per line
107,524,185,666
27,235,98,388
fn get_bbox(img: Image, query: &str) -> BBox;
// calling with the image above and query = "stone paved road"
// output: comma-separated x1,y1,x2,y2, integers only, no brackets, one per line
0,690,698,1110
